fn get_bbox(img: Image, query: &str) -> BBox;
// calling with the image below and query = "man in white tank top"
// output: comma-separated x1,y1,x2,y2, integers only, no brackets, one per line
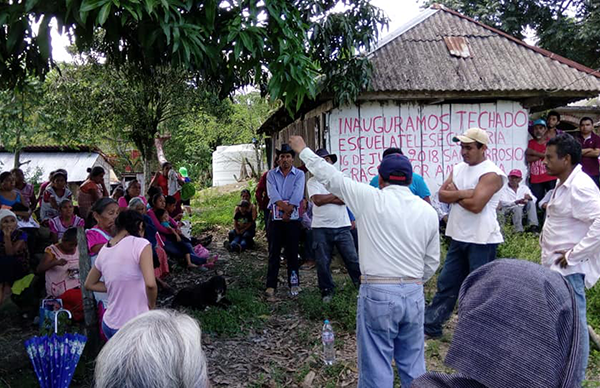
424,127,507,339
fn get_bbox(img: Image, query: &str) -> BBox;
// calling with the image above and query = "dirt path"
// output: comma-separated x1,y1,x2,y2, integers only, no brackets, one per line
2,230,597,387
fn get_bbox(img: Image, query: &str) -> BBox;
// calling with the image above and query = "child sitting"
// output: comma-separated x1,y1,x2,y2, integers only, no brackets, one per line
165,195,183,221
226,200,255,253
36,228,83,321
155,208,215,269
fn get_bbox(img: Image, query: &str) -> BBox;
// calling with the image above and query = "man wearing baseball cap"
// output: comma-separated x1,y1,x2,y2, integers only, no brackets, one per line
498,169,539,233
526,118,557,204
424,127,506,339
289,135,439,387
307,148,361,303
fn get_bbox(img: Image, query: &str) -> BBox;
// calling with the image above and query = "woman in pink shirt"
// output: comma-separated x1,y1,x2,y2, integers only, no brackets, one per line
117,179,147,210
48,199,85,242
85,210,157,339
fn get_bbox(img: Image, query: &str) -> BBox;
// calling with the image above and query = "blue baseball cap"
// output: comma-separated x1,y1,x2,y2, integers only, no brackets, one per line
533,119,547,127
378,153,413,183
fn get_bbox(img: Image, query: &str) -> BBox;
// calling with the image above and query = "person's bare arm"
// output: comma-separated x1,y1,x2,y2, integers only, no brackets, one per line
139,245,157,309
458,173,504,214
582,148,600,157
37,251,67,273
525,147,544,163
438,172,473,204
84,267,107,293
311,194,345,206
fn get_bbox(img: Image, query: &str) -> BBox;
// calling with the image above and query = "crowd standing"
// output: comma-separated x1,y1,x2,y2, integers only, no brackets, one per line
1,110,600,387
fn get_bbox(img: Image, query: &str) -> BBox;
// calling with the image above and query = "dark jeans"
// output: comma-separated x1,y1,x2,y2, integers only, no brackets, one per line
313,227,361,296
163,235,206,265
529,180,556,205
266,220,300,289
228,229,255,251
299,228,314,263
424,239,498,337
350,227,359,252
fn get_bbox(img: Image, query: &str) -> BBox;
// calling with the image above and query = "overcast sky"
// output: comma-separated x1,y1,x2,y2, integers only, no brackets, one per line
50,1,427,62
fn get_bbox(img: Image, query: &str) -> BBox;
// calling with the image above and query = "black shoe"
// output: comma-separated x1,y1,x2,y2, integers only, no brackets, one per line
223,241,232,252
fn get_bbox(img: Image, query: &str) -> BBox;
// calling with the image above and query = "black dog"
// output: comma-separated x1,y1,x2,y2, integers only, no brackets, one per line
171,275,231,310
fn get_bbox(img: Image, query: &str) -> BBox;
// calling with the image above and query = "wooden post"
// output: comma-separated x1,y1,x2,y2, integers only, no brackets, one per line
78,226,100,354
589,325,600,351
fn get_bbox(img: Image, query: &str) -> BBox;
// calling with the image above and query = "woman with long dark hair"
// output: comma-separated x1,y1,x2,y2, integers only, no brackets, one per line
147,193,213,269
85,210,157,339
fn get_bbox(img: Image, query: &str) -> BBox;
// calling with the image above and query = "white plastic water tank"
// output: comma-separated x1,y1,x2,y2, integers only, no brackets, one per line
212,144,260,186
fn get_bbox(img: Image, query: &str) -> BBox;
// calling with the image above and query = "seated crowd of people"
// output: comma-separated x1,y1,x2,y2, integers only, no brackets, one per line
0,162,212,337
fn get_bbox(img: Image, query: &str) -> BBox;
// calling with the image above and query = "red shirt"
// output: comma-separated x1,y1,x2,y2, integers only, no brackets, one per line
577,132,600,177
528,139,556,184
155,174,169,196
255,171,270,211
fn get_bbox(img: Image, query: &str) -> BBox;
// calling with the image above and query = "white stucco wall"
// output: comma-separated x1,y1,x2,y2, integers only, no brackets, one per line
327,100,529,193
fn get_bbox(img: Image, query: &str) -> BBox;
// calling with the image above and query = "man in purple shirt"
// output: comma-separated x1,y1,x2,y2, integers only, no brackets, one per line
577,116,600,188
265,143,305,298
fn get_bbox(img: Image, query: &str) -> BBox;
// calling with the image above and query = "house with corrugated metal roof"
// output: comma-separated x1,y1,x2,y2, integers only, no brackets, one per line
258,5,600,192
0,146,119,194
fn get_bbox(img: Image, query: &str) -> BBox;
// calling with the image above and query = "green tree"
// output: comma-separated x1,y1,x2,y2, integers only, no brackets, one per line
43,60,215,183
426,0,600,69
1,0,387,111
164,91,276,186
0,78,48,169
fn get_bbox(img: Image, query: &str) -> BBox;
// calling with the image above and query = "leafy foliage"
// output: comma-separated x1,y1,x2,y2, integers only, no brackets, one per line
0,78,49,168
42,60,218,181
426,0,600,69
1,0,388,111
164,91,276,185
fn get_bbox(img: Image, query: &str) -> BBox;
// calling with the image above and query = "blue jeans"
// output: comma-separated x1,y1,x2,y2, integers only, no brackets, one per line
565,273,589,381
313,227,361,295
424,239,498,337
228,229,255,251
357,283,426,387
163,237,206,265
102,320,119,340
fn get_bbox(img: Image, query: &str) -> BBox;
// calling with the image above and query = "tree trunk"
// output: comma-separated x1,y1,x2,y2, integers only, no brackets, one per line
154,134,171,166
143,156,152,192
13,148,21,170
77,227,100,354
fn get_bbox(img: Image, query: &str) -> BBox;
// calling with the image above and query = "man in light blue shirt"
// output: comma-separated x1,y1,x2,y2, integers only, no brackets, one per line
369,148,431,203
265,144,305,298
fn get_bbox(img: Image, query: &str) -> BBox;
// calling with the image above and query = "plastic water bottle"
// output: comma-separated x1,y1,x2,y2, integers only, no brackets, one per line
322,320,335,365
290,271,299,296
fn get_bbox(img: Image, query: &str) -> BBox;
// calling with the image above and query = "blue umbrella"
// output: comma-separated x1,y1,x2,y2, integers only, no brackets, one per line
25,309,87,388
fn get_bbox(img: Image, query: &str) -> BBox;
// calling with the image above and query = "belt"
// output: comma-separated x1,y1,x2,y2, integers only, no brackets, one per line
360,275,422,284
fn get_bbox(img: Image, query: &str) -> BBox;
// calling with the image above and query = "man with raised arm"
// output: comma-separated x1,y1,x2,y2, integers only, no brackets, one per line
289,135,439,388
424,127,506,339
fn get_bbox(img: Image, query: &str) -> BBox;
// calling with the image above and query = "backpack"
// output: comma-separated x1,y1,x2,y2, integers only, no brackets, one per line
181,182,196,201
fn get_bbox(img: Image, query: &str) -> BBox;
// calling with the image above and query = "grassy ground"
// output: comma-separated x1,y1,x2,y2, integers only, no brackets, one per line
1,183,599,387
190,183,600,386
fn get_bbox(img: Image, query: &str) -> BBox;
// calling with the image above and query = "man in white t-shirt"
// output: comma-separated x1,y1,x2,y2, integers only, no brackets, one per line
424,127,507,339
307,148,361,303
498,169,539,233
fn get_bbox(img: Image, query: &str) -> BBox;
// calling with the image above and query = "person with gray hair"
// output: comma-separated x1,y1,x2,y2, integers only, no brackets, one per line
94,310,209,388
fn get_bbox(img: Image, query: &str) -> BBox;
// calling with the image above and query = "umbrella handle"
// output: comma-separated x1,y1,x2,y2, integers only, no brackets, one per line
54,308,72,334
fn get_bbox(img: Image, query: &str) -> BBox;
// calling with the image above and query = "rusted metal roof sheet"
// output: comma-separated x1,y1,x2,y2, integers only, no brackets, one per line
444,36,471,58
368,7,600,93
